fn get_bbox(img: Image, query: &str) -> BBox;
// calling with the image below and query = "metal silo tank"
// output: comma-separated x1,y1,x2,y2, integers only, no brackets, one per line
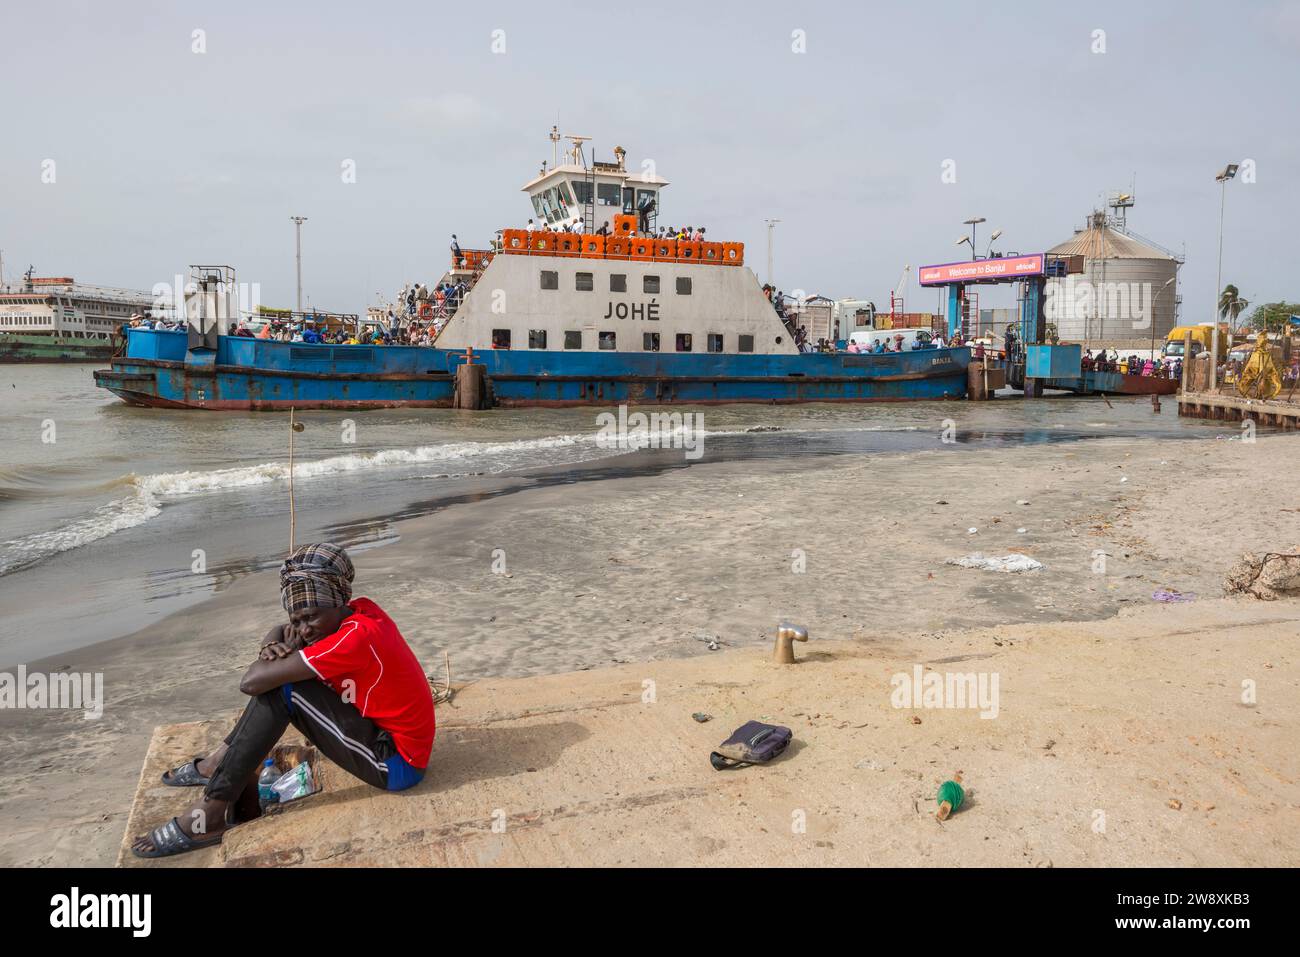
1081,255,1179,340
1046,217,1181,343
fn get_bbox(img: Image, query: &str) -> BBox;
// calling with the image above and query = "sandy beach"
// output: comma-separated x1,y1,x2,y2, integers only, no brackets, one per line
1,429,1297,867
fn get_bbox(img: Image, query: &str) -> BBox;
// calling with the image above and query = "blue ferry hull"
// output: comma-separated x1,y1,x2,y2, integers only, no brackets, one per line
93,330,970,410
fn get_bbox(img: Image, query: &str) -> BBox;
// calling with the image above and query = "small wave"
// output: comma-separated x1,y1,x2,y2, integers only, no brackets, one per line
0,491,162,576
0,432,605,576
0,421,933,576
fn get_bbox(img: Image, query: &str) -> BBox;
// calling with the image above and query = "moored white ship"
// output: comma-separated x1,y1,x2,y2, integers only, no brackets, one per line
0,270,163,363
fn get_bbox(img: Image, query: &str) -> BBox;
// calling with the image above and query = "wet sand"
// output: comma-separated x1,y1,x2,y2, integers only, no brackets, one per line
1,432,1297,866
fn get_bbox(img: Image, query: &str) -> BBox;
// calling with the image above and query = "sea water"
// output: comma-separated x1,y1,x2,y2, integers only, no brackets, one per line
0,364,1237,664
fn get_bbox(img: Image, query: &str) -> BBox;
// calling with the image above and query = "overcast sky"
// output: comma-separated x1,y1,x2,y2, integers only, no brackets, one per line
3,0,1297,318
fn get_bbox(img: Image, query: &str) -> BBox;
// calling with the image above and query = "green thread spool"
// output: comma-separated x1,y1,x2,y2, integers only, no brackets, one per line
936,780,965,820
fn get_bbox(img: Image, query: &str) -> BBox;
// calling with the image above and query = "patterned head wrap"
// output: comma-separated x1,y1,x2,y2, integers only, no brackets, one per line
280,543,355,614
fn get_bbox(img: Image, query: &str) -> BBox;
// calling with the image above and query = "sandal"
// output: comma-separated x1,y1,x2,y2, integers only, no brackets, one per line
161,757,210,787
131,817,224,859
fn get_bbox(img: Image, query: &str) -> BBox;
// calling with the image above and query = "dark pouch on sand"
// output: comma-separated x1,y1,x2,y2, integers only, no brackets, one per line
710,720,793,770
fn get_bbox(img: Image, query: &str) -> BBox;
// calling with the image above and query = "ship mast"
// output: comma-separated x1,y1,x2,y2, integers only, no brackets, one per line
548,125,561,169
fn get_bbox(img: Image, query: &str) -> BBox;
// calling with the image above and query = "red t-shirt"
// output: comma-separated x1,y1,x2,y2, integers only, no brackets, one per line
299,597,435,768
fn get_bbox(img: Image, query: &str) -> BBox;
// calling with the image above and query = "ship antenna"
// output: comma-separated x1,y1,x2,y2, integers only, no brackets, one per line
549,125,561,168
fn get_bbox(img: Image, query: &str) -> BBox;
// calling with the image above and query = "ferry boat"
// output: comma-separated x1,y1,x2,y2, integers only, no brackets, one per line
0,271,161,363
95,135,971,409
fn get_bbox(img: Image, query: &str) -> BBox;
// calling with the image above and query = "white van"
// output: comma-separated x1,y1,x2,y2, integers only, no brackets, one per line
847,327,935,352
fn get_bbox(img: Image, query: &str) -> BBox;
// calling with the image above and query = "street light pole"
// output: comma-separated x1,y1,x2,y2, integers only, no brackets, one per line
290,216,308,314
1150,276,1175,365
765,219,780,286
963,217,986,259
1213,164,1238,327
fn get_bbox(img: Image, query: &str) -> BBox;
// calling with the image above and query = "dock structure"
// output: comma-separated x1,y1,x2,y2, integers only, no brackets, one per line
1178,390,1300,430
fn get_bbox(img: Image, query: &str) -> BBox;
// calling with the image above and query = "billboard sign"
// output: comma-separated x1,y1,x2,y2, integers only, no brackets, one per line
918,254,1045,286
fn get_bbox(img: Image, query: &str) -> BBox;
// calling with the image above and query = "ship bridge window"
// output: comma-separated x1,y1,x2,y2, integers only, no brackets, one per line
739,334,754,353
573,181,593,205
643,332,660,352
529,329,547,349
643,275,660,294
492,329,512,349
597,183,621,207
621,187,635,214
565,330,582,349
676,277,691,295
599,331,616,350
676,333,692,352
610,274,627,293
540,185,571,223
575,272,594,292
540,270,558,290
708,334,724,353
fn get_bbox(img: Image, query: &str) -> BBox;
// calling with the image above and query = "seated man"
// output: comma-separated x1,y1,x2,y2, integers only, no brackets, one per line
133,543,435,859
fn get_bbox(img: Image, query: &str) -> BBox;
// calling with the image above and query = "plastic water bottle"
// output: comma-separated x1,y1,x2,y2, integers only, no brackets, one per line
258,758,280,811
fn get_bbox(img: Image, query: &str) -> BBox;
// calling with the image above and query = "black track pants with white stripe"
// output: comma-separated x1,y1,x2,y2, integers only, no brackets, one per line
205,680,394,801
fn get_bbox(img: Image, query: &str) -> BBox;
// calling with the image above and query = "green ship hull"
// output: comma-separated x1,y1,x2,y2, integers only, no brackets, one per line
0,333,120,363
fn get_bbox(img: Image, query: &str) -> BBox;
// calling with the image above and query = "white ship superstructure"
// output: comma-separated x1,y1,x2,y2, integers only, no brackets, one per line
0,274,161,341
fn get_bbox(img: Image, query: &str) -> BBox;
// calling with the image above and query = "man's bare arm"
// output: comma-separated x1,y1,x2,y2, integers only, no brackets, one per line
240,652,316,696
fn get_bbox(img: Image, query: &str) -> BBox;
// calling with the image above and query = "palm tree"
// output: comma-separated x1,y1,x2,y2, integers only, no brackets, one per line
1218,285,1250,330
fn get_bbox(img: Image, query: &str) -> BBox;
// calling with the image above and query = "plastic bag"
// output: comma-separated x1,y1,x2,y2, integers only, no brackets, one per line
270,761,315,803
945,553,1043,573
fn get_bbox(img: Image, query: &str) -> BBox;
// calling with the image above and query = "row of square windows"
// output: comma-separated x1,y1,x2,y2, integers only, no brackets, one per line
540,271,690,295
491,330,756,352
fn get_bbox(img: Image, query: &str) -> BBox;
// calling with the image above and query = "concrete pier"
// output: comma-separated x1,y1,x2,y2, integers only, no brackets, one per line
1178,390,1300,430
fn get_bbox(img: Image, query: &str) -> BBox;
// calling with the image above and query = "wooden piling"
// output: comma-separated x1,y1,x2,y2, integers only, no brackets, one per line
454,361,486,410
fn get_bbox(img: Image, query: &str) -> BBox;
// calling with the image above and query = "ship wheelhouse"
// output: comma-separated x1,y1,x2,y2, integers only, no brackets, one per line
434,133,792,358
521,139,667,234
